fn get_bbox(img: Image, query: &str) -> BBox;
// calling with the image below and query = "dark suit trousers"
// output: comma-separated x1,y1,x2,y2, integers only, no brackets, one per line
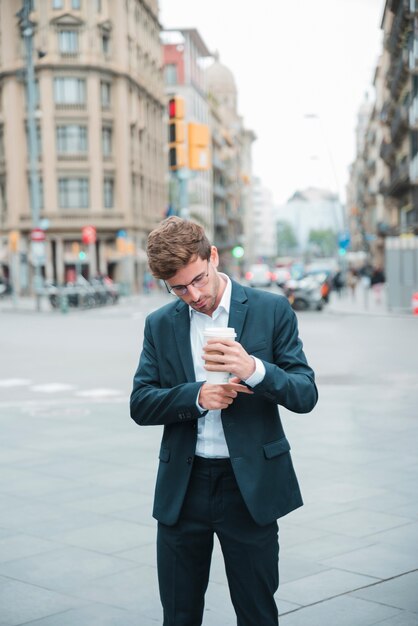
157,456,279,626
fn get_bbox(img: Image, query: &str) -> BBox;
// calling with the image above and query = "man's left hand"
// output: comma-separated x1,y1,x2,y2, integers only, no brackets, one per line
203,339,255,381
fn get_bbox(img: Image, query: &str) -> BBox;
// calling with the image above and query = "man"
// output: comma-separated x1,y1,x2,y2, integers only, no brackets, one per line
130,217,318,626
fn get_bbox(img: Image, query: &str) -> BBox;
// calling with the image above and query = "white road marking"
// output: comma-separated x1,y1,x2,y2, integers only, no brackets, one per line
0,378,32,387
75,388,123,398
30,383,76,393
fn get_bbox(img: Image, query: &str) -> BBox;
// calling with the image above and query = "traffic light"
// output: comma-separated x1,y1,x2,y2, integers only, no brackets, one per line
168,96,186,170
231,245,244,259
188,122,210,171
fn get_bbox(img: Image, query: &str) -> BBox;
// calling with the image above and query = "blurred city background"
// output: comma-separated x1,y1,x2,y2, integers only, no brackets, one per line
0,0,417,313
0,1,418,625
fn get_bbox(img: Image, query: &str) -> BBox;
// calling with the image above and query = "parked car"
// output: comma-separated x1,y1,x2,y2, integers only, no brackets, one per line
275,267,291,287
245,264,275,288
283,276,324,311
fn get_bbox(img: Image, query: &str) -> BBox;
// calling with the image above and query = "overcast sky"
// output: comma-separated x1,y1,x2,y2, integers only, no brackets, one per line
159,0,384,206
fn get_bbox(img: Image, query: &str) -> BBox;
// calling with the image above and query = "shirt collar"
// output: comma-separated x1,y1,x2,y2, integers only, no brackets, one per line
189,273,231,320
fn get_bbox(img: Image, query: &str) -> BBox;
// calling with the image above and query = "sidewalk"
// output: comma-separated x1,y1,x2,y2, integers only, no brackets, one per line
0,300,417,625
326,286,411,317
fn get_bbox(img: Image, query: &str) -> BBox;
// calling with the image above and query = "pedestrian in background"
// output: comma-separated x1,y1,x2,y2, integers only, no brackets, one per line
346,268,358,299
130,216,318,626
371,265,385,304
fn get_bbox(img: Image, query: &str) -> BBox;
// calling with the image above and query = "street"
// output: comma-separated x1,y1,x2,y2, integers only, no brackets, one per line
0,291,417,625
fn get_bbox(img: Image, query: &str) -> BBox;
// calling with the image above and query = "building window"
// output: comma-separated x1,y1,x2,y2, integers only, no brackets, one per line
71,0,81,9
103,177,114,208
102,33,110,55
0,126,4,160
58,31,79,55
0,177,6,213
58,177,89,208
164,63,178,86
52,0,63,8
102,126,112,157
95,0,102,11
100,81,111,108
57,125,87,154
54,78,86,105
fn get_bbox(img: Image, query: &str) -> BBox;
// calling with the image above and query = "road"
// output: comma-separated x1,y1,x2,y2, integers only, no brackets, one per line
0,290,417,625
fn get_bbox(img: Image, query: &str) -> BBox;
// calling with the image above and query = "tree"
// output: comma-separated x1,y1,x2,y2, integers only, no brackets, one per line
308,229,337,257
276,220,298,255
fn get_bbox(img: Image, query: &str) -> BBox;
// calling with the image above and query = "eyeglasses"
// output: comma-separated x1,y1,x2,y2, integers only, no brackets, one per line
165,260,210,296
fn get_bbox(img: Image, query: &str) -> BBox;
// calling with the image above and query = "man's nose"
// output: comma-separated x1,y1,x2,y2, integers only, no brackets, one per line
187,283,201,300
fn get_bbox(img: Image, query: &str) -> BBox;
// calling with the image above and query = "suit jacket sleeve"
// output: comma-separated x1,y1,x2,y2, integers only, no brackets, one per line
250,296,318,414
130,315,206,426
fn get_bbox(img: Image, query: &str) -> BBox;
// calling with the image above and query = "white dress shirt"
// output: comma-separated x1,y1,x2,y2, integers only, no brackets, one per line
190,274,265,458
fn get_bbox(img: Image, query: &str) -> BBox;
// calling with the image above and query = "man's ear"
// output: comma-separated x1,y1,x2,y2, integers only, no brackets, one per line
210,246,219,267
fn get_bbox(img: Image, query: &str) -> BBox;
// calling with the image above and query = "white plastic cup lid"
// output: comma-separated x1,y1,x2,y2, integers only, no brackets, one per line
203,327,236,338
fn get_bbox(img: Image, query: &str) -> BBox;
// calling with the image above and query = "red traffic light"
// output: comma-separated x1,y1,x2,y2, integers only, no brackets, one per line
168,96,185,119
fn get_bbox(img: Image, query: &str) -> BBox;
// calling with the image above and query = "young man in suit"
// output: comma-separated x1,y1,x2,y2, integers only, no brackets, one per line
130,216,318,626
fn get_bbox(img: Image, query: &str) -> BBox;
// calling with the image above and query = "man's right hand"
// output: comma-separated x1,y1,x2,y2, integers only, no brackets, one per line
198,382,253,411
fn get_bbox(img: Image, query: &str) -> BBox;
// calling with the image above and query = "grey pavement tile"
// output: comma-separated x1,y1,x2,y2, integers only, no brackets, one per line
115,541,156,566
308,508,413,538
22,457,127,481
365,521,418,550
0,447,46,466
107,501,156,526
65,564,161,616
373,611,418,625
35,484,117,506
277,568,379,606
64,490,141,515
278,521,327,549
14,508,111,538
0,534,59,563
307,482,389,506
287,532,375,561
51,519,154,554
19,604,157,626
0,468,79,498
279,553,329,585
279,594,402,626
0,500,107,536
0,578,86,626
321,543,418,579
351,570,418,613
0,546,136,592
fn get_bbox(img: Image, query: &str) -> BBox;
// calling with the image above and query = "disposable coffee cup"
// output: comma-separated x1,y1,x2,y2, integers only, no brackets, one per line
203,327,236,384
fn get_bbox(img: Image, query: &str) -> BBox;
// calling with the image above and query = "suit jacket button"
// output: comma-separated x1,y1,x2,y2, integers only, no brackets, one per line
187,457,193,464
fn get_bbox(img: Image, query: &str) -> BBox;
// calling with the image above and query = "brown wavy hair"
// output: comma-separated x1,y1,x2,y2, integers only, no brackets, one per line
146,217,211,279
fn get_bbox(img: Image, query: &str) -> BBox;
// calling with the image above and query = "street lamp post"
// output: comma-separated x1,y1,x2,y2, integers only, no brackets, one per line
17,0,43,310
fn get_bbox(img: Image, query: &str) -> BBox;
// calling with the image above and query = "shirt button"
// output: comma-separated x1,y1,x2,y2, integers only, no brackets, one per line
187,457,193,464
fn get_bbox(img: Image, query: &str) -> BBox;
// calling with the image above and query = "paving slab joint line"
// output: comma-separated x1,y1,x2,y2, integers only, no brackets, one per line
280,567,418,617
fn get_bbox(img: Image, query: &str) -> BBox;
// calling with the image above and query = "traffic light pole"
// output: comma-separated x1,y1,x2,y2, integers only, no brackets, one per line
18,0,43,310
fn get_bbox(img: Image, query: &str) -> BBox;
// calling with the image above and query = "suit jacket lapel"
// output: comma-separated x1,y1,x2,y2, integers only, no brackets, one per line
172,301,195,381
228,280,248,343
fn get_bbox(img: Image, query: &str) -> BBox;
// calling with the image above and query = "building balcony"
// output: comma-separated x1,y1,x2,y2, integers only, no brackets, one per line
410,0,418,14
390,104,409,143
388,159,410,195
380,140,395,164
386,0,410,54
388,49,409,99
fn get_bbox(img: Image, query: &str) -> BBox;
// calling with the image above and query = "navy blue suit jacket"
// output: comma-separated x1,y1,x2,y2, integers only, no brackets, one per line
130,280,318,526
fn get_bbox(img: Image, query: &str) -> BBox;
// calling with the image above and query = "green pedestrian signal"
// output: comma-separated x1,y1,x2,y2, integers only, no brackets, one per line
79,251,87,261
231,245,244,259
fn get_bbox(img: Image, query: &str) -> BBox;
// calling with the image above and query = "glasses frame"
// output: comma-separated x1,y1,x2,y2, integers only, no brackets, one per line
165,259,210,296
